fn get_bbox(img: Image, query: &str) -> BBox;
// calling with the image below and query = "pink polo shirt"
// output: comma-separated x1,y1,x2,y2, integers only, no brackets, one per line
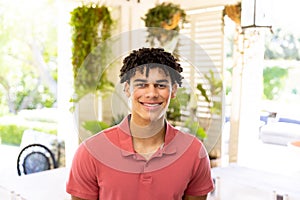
66,116,214,200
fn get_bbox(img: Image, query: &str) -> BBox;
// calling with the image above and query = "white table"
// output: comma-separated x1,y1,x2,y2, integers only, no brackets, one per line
209,165,300,200
1,167,70,200
4,165,300,200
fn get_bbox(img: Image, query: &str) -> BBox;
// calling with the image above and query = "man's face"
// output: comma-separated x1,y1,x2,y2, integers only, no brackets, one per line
125,67,177,126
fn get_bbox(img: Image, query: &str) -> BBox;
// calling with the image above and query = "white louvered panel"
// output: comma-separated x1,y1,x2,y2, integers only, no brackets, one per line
195,44,222,51
195,38,222,46
194,10,223,20
195,25,222,32
178,6,224,146
196,33,223,39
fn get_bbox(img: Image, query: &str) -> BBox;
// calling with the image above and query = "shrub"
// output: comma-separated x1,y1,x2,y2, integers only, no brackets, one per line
0,124,57,146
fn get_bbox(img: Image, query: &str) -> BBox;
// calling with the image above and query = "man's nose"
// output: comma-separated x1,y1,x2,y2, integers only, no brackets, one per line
145,84,159,98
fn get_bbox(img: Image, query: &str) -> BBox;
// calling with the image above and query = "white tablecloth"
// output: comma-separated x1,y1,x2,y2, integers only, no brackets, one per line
209,165,300,200
1,167,70,200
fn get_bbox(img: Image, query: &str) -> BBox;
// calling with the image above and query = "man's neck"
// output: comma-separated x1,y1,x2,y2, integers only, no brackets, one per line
129,117,166,154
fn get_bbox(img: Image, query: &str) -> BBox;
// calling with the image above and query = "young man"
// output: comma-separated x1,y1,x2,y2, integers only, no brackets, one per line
66,48,214,200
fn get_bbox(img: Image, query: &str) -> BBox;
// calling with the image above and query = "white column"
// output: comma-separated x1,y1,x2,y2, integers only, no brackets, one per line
229,28,265,164
237,29,265,165
228,28,244,163
57,0,78,169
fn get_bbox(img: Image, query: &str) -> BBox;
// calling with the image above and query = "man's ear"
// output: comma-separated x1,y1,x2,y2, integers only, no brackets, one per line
171,84,178,98
124,82,131,97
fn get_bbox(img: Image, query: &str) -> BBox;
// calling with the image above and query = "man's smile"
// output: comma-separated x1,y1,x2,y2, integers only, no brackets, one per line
140,101,163,109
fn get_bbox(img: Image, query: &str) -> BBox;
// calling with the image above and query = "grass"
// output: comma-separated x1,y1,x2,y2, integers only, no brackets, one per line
0,110,57,146
0,124,57,146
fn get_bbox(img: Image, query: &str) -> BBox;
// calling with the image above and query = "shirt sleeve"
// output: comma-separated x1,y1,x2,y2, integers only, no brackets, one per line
66,143,99,200
184,143,215,196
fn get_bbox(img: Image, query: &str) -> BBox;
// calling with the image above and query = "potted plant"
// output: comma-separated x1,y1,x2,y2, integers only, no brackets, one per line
167,88,207,140
70,4,115,103
82,114,125,135
142,2,188,48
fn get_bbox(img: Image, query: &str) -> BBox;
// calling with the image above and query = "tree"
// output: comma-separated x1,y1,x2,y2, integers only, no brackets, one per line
265,28,300,60
0,0,57,114
263,66,288,100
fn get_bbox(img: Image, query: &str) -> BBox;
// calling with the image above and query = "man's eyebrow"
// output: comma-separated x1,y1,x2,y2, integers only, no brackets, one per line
133,79,170,83
156,79,169,83
133,79,147,83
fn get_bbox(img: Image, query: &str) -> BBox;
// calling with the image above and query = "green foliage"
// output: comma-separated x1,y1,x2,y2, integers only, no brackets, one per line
142,2,188,47
0,0,58,113
142,2,187,30
70,4,114,102
166,88,208,140
197,84,210,103
265,28,300,60
110,114,126,126
0,124,57,146
197,70,223,115
263,66,288,100
82,114,125,135
166,70,223,140
2,70,56,113
0,125,26,145
16,78,55,111
167,88,189,122
226,27,300,61
184,118,207,139
82,120,110,135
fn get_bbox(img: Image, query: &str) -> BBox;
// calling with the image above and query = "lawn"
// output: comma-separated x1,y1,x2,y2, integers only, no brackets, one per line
0,109,57,146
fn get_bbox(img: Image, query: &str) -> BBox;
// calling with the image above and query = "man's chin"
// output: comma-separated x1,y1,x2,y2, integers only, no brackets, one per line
147,112,165,122
132,108,166,123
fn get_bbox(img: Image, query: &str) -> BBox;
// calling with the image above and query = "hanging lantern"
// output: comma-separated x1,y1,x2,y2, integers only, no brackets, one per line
241,0,272,29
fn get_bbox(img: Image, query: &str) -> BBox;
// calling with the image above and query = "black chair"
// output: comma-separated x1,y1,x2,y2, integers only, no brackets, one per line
17,143,58,176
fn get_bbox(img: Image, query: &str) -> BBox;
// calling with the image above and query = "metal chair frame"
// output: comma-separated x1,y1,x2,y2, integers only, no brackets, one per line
17,143,58,176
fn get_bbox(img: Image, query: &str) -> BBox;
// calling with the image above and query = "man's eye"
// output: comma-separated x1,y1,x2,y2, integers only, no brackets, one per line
156,84,167,89
135,83,146,88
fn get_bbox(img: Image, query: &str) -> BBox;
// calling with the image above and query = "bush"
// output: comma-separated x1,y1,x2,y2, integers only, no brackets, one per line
0,124,57,146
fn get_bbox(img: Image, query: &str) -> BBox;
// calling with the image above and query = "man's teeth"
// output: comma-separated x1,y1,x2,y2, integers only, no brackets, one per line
143,103,160,106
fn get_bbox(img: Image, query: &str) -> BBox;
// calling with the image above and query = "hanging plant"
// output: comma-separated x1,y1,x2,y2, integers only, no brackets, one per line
142,2,188,47
70,4,114,102
223,2,241,25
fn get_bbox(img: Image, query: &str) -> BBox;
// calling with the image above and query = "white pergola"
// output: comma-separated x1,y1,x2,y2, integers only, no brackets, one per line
56,0,265,168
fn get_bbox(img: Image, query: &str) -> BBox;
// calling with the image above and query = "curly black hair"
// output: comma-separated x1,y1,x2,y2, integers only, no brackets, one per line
119,48,183,86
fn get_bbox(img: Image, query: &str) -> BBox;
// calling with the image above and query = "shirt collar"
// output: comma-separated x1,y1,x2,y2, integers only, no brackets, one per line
117,115,177,157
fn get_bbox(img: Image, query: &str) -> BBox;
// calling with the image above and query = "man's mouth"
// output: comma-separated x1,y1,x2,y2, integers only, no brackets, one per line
140,102,163,110
141,103,162,107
